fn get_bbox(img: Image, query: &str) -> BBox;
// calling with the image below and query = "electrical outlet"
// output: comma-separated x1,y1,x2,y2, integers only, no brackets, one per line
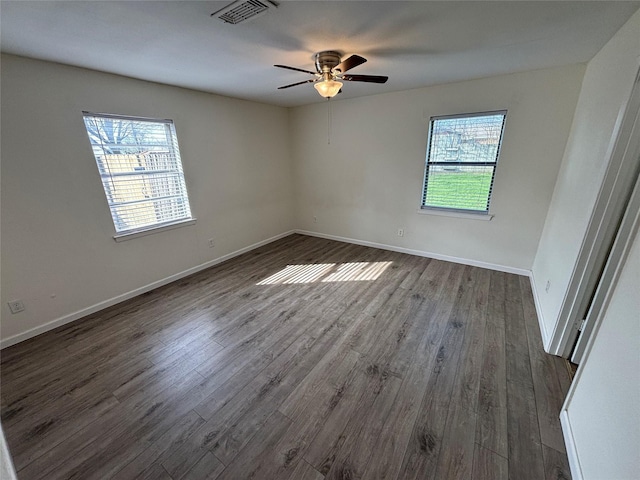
208,238,215,248
313,216,317,224
545,280,551,293
8,300,25,314
397,228,404,237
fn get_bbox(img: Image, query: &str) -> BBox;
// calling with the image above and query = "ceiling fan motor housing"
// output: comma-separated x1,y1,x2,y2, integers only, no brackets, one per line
315,51,342,74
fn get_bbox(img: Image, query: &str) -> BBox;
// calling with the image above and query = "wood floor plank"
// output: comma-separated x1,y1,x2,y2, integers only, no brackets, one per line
181,452,226,480
384,261,453,377
132,462,173,480
278,347,361,421
257,351,362,479
396,265,474,480
190,306,331,422
472,444,508,480
5,392,121,471
299,359,376,472
16,363,212,479
434,401,477,480
54,406,207,479
359,328,436,480
165,316,349,474
423,268,486,480
553,356,573,395
161,332,317,476
449,267,490,413
210,331,340,465
309,367,403,478
286,459,324,480
542,443,572,480
112,340,225,403
520,276,567,453
111,410,206,479
475,270,508,458
2,352,148,433
213,411,293,480
19,401,184,480
503,275,545,480
475,321,508,458
359,262,458,480
506,349,545,479
0,234,571,480
2,330,163,412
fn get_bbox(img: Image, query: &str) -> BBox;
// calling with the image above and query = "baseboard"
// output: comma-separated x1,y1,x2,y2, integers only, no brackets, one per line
295,230,531,276
0,230,295,349
560,410,583,480
529,270,551,351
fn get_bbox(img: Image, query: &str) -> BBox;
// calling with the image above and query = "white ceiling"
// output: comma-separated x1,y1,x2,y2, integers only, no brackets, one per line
1,1,639,107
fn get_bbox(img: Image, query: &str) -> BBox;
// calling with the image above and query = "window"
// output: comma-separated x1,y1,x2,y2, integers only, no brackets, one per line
421,111,506,214
82,112,193,238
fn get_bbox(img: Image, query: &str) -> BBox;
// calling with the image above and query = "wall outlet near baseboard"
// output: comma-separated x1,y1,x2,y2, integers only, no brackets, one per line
545,280,551,293
397,228,404,237
208,238,215,248
8,300,25,314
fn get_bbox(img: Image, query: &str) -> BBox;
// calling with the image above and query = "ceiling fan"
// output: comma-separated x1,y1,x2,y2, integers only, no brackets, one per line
275,51,389,98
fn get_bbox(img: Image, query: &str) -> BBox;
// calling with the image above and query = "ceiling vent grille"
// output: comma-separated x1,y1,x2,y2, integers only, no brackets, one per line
212,0,275,24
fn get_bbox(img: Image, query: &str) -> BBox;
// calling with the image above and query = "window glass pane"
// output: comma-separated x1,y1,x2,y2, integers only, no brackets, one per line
430,114,504,164
82,113,192,235
422,111,506,213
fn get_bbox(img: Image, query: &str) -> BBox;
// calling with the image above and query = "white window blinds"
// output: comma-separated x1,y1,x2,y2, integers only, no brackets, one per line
422,111,506,213
82,112,193,236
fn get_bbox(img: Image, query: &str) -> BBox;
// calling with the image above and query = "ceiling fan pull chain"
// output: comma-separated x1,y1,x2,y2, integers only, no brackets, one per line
327,98,332,145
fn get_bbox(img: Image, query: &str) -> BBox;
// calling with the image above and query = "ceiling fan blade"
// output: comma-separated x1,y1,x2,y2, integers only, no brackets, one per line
277,79,315,90
342,74,389,83
334,54,367,73
274,64,317,75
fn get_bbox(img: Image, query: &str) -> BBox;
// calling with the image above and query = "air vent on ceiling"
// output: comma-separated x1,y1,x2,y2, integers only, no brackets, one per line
211,0,276,25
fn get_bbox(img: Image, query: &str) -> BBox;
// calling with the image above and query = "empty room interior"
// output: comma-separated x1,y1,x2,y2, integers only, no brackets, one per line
1,2,639,479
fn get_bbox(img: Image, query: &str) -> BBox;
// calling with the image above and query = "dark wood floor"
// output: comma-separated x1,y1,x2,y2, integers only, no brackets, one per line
1,234,572,479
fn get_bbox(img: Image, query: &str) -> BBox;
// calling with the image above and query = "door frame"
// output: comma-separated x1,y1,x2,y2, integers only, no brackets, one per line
572,170,640,363
548,65,640,358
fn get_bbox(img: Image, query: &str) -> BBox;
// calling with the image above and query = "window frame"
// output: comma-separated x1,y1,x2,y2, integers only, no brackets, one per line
82,112,195,240
421,110,507,215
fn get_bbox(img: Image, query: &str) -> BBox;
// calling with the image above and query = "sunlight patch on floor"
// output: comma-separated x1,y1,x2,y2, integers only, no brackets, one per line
256,261,393,285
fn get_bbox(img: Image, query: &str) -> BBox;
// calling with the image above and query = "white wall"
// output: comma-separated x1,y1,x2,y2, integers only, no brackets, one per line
563,226,640,479
290,65,584,272
531,10,640,347
0,54,294,344
0,424,17,480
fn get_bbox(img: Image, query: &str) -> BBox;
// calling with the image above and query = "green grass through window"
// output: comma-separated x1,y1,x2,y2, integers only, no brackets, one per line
424,170,493,211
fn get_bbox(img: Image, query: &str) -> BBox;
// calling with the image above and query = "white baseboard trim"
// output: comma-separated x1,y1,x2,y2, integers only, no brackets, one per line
0,230,295,350
295,230,531,276
528,270,551,351
560,410,583,480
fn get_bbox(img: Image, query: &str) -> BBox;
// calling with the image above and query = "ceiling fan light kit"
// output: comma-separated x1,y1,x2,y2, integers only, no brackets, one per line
314,79,343,98
276,50,388,99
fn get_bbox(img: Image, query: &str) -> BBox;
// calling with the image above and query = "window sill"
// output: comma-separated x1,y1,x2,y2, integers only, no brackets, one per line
416,208,494,221
113,218,197,242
